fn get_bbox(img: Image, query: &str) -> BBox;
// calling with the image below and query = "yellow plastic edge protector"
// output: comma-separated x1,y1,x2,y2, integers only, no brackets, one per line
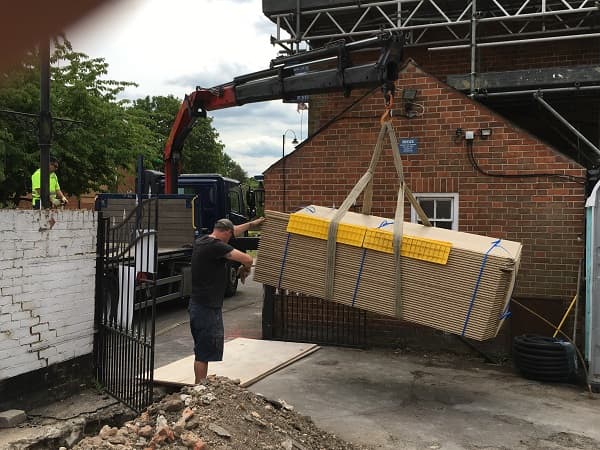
287,213,367,247
363,228,452,264
287,213,329,240
287,213,452,263
336,223,367,247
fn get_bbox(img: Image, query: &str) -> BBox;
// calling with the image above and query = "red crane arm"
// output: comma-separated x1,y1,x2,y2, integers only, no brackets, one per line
164,32,404,194
164,85,238,193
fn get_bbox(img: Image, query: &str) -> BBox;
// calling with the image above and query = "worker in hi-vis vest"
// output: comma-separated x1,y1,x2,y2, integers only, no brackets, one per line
31,155,68,208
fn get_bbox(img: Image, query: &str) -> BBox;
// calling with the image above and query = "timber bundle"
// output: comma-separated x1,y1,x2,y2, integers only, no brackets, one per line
254,205,522,341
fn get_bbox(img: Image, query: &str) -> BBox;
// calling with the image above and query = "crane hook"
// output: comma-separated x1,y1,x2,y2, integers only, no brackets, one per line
380,90,394,124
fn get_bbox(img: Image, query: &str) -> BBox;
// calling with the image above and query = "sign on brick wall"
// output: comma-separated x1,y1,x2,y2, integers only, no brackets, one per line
399,138,418,154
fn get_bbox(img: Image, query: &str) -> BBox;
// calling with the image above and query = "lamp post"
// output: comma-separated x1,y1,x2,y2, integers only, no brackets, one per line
282,129,298,212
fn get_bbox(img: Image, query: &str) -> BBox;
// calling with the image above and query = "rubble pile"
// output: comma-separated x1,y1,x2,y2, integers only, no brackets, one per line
71,376,370,450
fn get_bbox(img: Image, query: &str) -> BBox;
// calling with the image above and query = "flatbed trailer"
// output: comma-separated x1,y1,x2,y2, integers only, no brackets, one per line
97,194,197,310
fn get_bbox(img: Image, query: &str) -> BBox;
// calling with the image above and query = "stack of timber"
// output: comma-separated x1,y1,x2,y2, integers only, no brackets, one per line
254,206,522,341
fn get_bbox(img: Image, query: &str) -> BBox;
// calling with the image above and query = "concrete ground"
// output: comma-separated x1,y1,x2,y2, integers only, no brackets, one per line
154,277,600,450
251,346,600,449
2,276,599,449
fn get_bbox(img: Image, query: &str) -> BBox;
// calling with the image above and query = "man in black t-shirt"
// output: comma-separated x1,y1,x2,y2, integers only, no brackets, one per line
189,217,263,383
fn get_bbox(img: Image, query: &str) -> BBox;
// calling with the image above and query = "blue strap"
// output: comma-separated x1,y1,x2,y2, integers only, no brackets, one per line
499,300,512,320
499,309,512,320
277,233,292,289
351,249,368,306
461,239,502,336
378,219,394,229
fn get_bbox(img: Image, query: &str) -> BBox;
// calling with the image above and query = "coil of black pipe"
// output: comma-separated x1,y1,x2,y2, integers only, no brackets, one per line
512,335,578,383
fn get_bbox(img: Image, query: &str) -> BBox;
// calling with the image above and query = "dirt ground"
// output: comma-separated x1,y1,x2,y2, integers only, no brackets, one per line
71,376,368,450
67,350,600,450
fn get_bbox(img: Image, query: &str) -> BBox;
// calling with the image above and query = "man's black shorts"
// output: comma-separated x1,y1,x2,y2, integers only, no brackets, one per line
188,302,224,362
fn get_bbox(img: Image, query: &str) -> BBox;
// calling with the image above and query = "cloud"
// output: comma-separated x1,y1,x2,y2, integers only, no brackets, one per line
254,15,276,36
67,0,306,177
166,61,250,91
213,100,305,175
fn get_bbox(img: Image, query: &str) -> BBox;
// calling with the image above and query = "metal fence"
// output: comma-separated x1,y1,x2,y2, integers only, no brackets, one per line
263,285,367,348
94,198,158,412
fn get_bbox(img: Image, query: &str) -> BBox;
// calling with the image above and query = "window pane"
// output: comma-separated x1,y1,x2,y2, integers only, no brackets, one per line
229,191,241,213
435,221,453,230
413,194,457,231
436,200,452,219
419,199,434,218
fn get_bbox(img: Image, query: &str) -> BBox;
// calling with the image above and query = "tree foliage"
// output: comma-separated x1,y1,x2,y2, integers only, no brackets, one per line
128,95,247,180
0,50,41,205
0,39,141,205
222,153,247,182
0,38,248,207
127,95,226,173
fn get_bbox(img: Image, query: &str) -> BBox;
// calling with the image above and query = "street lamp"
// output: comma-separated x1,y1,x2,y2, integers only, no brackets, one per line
282,129,298,212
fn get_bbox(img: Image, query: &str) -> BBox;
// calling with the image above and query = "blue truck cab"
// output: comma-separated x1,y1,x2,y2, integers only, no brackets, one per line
141,170,261,249
176,174,253,238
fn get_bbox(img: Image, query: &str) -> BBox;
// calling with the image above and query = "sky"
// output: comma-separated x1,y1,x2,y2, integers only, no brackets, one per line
67,0,306,177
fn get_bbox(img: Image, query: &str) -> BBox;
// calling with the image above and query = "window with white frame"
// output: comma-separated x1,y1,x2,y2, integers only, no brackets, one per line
410,193,459,230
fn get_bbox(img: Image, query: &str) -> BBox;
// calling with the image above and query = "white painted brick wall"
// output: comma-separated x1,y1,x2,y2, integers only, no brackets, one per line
0,209,97,381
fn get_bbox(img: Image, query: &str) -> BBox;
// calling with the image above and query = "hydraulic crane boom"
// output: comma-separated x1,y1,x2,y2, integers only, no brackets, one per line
164,32,404,194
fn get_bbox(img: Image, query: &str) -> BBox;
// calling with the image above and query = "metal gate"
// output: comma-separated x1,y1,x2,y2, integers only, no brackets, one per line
94,198,158,412
262,285,367,348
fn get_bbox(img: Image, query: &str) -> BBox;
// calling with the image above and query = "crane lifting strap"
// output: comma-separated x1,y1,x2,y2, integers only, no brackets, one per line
324,110,430,316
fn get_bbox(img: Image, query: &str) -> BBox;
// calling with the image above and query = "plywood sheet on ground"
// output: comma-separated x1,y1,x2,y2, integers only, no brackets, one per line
153,338,319,388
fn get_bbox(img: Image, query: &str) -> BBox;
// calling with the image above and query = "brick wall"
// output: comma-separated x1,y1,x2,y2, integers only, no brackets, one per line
0,209,97,382
309,38,600,136
264,62,586,346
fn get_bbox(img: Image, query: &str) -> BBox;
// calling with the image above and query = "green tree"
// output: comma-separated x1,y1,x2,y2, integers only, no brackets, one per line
0,38,143,206
47,39,144,195
222,153,247,182
129,95,242,178
124,95,176,170
0,38,249,206
0,50,40,205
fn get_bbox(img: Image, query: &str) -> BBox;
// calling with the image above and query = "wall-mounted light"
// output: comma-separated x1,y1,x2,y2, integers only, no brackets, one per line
402,88,419,118
479,128,492,139
402,88,418,102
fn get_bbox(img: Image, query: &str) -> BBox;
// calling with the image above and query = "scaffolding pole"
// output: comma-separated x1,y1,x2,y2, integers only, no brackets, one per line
534,93,600,159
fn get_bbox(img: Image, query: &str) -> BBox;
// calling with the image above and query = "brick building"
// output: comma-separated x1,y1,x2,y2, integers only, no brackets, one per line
260,1,598,350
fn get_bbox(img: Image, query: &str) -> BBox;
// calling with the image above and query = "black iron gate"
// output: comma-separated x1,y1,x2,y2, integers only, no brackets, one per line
262,285,367,348
94,198,158,412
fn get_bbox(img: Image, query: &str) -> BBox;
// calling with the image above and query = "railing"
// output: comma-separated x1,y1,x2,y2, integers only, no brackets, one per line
94,198,158,412
263,285,367,348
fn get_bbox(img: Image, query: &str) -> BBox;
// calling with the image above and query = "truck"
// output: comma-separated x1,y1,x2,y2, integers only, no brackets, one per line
96,171,262,305
96,31,404,309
